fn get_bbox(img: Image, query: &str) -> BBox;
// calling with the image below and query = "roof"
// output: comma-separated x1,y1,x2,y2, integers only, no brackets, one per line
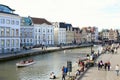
0,4,15,11
21,17,32,26
31,17,52,25
0,4,19,16
66,24,72,28
59,22,66,28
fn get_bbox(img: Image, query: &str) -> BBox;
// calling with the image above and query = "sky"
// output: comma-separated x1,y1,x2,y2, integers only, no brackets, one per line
1,0,120,31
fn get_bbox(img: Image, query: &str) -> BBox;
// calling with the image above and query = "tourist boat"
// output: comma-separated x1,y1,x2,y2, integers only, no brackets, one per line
16,59,35,67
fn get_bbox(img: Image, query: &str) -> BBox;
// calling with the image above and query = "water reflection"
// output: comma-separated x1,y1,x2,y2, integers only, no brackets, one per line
0,48,91,80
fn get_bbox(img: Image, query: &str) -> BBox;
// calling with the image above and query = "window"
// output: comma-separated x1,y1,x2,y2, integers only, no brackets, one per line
27,39,29,42
21,39,22,43
43,34,45,41
1,28,4,36
6,19,10,24
6,40,10,47
6,28,10,36
1,19,5,24
11,20,15,25
30,32,32,37
11,29,14,36
16,29,19,36
20,33,22,37
24,39,25,42
43,29,45,32
35,36,37,39
30,39,32,42
16,39,19,46
1,39,5,47
24,32,27,37
11,39,14,47
39,29,40,32
16,21,19,25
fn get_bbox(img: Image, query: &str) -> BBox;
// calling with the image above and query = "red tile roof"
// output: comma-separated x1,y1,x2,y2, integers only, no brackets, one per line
31,17,52,25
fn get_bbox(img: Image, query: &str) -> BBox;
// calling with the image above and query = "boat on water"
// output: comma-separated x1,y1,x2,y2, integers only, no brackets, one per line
16,59,35,67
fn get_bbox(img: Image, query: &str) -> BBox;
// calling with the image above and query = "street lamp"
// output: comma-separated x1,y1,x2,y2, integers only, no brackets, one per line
88,28,93,54
90,32,93,54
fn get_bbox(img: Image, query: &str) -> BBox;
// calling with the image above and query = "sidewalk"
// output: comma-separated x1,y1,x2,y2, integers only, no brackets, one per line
81,48,120,80
0,46,60,61
0,45,80,61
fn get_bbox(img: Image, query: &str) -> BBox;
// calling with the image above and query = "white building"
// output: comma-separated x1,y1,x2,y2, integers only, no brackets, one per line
20,17,54,47
20,17,34,48
31,17,54,46
0,4,21,53
52,22,66,45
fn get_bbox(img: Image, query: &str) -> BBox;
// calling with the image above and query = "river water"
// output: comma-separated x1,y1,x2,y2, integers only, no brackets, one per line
0,47,98,80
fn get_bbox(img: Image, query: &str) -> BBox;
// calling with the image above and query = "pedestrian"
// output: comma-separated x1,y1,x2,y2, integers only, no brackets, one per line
64,67,68,76
62,66,66,80
115,64,119,76
100,60,104,69
98,61,101,70
114,48,117,54
104,62,108,71
107,61,111,71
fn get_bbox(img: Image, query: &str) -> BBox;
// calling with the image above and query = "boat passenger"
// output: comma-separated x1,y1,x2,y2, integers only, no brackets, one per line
29,59,34,62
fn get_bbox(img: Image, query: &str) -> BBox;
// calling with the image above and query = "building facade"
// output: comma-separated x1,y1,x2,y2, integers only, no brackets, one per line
52,22,66,45
31,17,54,46
109,29,118,41
20,17,34,48
72,27,81,44
81,26,98,43
65,23,74,45
20,17,54,47
0,4,20,53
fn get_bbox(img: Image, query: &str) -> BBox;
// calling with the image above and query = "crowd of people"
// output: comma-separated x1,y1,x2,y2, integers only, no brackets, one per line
49,43,120,79
19,59,34,64
97,60,111,71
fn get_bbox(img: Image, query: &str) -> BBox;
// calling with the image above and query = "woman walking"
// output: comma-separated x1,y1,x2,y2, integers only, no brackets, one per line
115,64,119,76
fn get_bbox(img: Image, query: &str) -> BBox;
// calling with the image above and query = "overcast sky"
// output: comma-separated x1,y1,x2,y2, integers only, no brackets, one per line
1,0,120,31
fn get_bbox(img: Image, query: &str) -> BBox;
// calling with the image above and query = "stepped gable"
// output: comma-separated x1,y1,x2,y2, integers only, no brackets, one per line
31,17,52,25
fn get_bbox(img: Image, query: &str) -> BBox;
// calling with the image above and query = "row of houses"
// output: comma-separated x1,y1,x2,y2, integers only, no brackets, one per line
100,29,120,44
0,4,99,54
0,4,119,54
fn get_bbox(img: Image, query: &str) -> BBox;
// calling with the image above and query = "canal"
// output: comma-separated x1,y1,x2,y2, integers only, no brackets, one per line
0,47,99,80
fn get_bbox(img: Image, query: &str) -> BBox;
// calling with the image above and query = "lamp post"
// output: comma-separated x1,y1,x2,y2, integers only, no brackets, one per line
90,31,92,54
88,28,92,54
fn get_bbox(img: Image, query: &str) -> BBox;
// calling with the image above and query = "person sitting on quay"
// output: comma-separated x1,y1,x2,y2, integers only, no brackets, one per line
75,69,81,79
50,72,56,79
